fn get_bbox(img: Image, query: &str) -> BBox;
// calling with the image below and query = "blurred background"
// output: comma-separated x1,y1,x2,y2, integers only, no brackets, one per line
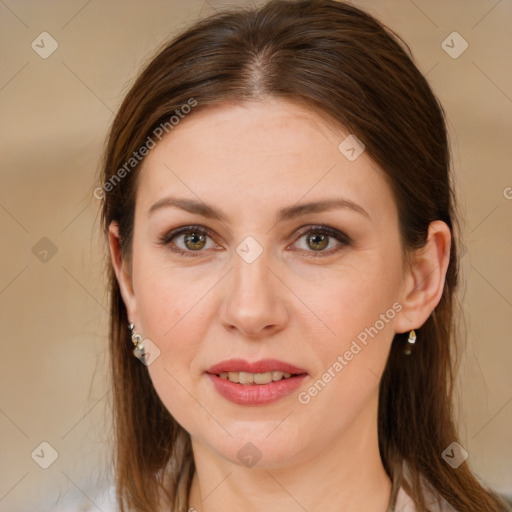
1,0,511,510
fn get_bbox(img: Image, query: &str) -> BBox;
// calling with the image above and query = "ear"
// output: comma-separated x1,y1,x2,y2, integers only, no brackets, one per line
394,220,451,334
108,221,138,323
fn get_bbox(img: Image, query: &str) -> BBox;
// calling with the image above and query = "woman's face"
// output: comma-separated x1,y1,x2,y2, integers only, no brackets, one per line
114,98,411,468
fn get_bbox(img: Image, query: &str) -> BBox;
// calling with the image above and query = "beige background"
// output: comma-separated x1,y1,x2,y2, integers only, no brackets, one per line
1,0,511,510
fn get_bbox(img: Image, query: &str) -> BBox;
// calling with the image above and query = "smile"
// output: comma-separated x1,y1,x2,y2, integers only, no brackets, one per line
217,370,294,385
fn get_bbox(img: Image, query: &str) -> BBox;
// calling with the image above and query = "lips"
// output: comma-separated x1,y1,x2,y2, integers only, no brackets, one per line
205,358,308,406
206,358,308,376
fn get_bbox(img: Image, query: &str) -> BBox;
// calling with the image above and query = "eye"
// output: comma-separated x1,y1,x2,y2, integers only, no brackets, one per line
157,225,219,257
157,224,351,259
291,225,351,257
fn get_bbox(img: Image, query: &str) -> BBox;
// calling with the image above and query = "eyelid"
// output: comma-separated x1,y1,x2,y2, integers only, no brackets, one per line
289,224,351,257
156,224,220,257
292,224,352,245
158,224,214,242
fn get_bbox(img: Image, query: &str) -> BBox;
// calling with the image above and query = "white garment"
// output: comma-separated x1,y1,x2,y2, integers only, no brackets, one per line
393,484,459,512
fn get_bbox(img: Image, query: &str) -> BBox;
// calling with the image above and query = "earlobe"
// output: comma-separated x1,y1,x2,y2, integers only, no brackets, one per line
394,220,451,334
108,221,137,322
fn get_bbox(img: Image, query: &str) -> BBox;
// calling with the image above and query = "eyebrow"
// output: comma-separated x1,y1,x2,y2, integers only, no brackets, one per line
147,195,371,223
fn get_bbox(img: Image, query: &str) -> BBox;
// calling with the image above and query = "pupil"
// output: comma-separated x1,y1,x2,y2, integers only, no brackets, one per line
185,232,206,250
308,233,328,251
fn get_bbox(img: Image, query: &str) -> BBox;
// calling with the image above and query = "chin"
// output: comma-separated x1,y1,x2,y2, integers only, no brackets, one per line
197,424,310,470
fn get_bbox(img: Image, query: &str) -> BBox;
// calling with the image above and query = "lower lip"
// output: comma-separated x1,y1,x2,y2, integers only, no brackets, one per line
206,373,307,406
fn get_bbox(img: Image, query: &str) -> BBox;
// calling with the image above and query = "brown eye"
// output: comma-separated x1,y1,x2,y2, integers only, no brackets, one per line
183,232,207,251
157,225,218,257
292,225,351,257
306,232,329,251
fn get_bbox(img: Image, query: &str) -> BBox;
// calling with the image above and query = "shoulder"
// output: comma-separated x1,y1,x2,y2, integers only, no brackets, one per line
392,461,459,512
394,486,416,511
394,485,459,512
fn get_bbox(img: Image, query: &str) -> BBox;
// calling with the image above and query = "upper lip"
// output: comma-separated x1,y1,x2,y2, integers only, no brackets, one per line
206,358,308,375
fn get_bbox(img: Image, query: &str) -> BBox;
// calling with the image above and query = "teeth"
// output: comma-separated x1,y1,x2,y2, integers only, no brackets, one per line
239,371,254,384
218,371,294,385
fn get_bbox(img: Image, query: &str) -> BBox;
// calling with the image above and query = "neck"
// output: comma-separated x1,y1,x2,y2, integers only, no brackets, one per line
187,392,392,512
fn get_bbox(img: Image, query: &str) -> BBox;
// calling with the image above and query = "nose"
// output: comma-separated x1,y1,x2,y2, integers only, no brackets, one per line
218,247,289,339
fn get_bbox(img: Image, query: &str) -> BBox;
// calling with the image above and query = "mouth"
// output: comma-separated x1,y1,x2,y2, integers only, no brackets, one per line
206,358,308,381
205,358,308,405
212,370,302,385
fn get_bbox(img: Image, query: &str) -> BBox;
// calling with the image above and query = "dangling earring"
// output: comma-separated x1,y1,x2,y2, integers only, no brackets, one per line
404,329,416,355
128,322,144,353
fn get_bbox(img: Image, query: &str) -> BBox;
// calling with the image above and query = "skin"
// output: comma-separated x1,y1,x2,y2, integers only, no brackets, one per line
109,98,451,512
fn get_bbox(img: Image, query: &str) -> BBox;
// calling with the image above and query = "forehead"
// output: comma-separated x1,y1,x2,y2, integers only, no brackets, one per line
135,99,396,226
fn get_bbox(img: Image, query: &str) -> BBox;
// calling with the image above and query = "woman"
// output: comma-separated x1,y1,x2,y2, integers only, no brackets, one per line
97,1,511,511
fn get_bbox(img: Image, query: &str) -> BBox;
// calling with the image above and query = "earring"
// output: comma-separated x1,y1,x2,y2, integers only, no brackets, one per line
128,322,145,352
404,329,416,355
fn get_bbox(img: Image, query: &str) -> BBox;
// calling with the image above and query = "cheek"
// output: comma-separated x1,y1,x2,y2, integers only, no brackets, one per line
291,253,401,415
136,272,210,434
293,254,401,348
133,248,213,346
131,260,201,381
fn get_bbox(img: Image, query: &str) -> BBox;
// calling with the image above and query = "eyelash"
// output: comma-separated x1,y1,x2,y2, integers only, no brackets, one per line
156,224,351,258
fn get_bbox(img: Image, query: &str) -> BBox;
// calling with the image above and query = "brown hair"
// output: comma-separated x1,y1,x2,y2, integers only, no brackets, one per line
97,1,510,511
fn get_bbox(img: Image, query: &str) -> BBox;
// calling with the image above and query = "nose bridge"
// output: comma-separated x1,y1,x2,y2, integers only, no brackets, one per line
233,245,271,297
219,238,288,337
